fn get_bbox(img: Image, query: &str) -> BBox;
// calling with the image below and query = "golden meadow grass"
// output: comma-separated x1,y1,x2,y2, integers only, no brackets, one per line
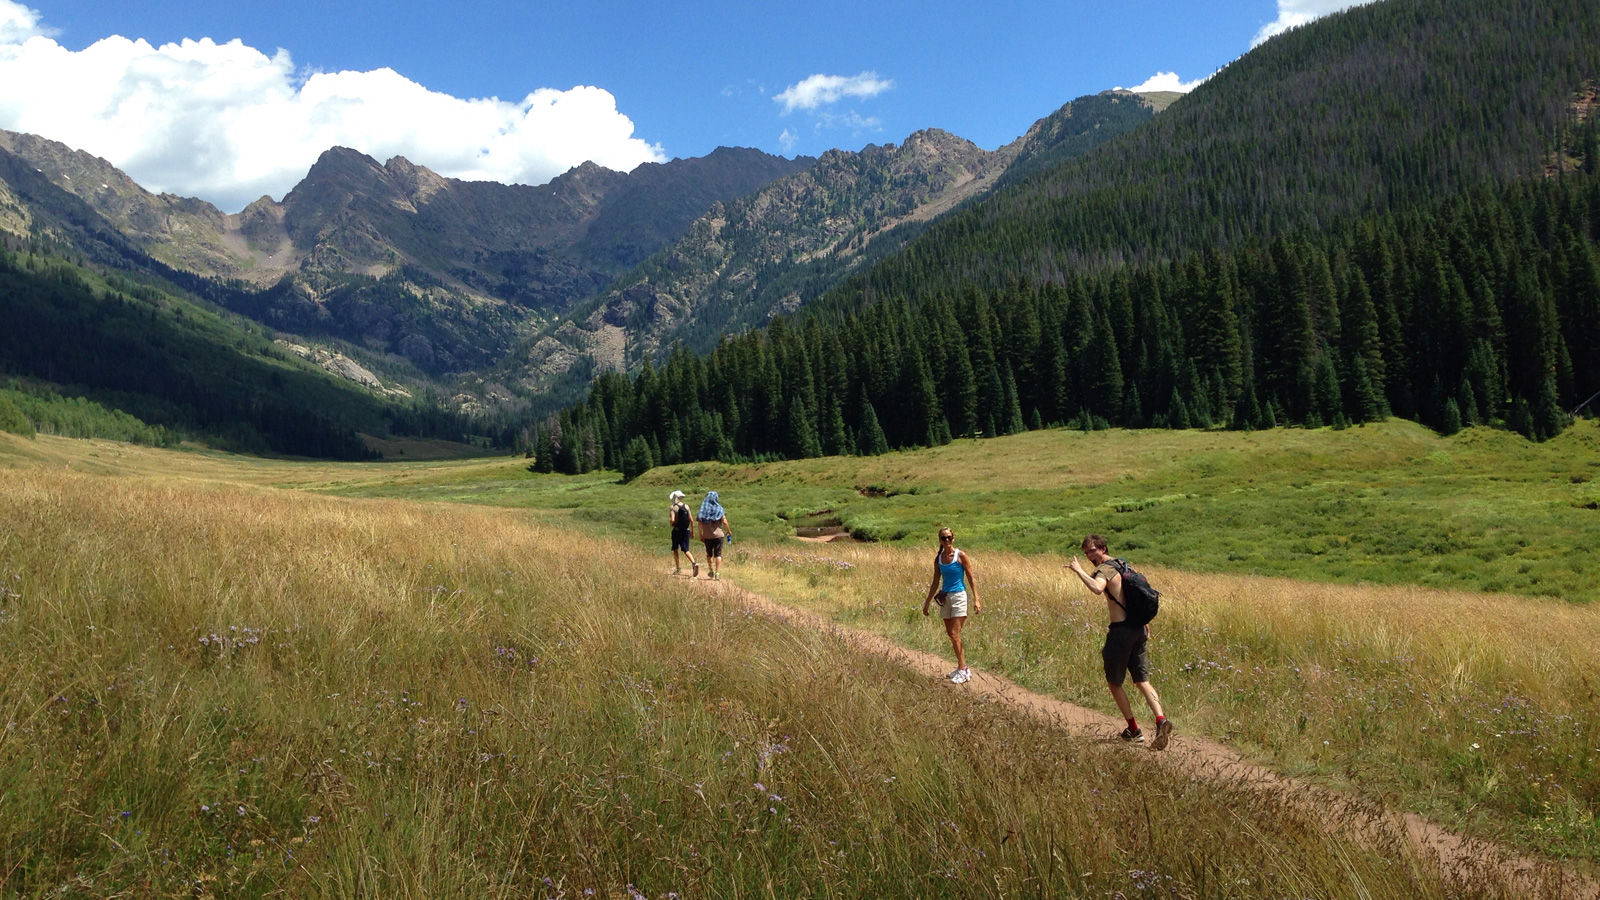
7,466,1557,899
729,540,1600,862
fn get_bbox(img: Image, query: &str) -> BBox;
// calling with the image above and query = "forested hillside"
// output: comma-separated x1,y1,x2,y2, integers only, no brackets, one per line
824,0,1600,302
528,0,1600,472
535,155,1600,473
0,242,490,458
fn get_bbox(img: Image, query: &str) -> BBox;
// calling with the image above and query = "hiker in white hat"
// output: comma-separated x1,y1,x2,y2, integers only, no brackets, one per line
668,490,698,577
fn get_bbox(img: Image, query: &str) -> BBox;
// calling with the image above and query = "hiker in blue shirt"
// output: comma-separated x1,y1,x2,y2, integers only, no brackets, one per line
923,527,980,684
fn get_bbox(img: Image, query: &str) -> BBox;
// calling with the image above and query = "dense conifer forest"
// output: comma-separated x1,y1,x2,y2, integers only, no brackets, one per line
535,160,1600,475
832,0,1600,295
531,0,1600,474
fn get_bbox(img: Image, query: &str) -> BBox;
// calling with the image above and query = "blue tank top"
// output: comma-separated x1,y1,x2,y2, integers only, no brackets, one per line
937,550,966,593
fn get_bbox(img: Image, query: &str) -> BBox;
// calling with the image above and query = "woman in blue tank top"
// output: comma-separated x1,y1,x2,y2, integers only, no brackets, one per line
923,527,981,684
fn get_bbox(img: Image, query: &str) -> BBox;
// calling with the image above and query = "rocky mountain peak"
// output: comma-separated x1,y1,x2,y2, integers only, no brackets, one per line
552,160,621,187
382,155,452,203
306,145,386,176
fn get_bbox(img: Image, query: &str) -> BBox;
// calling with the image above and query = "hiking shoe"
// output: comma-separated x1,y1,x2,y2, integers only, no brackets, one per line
673,566,682,576
947,668,963,681
1120,726,1144,743
952,668,972,685
1151,718,1174,751
692,562,699,577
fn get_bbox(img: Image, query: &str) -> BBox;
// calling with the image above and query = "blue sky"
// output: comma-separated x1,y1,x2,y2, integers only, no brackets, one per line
0,0,1364,211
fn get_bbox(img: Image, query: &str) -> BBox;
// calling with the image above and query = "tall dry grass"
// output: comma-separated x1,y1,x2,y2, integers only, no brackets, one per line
0,469,1562,897
732,539,1600,863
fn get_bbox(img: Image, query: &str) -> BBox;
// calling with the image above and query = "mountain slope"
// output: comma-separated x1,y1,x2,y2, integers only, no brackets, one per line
0,244,418,458
0,133,813,375
536,0,1600,474
511,91,1160,391
826,0,1600,303
0,130,241,275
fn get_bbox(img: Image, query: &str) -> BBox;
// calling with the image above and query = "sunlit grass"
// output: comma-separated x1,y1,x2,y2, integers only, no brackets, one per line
727,539,1600,862
4,422,1598,887
2,468,1546,898
272,418,1600,603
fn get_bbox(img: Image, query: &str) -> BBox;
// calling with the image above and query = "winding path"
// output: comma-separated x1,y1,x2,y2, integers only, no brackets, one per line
688,574,1599,900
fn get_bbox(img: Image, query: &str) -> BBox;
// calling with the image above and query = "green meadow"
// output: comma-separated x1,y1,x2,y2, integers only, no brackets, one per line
1,420,1597,895
327,419,1600,604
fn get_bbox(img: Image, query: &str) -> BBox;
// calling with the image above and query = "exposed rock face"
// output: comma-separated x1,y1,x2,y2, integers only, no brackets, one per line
0,127,811,378
266,146,811,309
275,340,410,397
0,129,239,274
510,127,1013,383
509,93,1163,392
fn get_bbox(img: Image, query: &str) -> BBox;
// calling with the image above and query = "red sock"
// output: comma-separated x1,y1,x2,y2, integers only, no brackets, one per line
1156,715,1166,724
1126,718,1138,730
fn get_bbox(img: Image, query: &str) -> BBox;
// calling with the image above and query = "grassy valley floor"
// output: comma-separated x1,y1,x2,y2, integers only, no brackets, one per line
0,421,1596,893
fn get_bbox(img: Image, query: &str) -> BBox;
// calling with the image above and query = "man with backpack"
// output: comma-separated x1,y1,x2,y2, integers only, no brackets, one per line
1067,534,1173,749
668,490,698,577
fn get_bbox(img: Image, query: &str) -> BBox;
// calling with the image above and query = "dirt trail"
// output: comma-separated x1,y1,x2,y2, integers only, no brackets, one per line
686,575,1599,900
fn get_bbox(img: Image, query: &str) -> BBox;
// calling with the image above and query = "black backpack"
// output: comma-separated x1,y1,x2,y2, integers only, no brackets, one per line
673,503,691,530
1109,558,1160,626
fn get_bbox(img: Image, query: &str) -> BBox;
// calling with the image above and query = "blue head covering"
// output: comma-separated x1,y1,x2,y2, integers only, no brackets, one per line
697,491,725,522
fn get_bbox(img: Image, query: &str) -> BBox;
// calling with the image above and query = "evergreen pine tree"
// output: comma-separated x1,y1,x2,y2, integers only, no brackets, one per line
857,392,890,456
1167,388,1191,429
1233,379,1262,431
1440,398,1462,435
1002,361,1026,435
824,397,853,457
785,394,822,458
621,436,653,481
1458,376,1480,427
1508,397,1536,439
947,327,980,438
1532,373,1568,441
1122,384,1145,429
1314,351,1343,424
533,422,555,473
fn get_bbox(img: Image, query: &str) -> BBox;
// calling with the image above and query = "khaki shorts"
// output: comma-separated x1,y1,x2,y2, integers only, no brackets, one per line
937,590,968,619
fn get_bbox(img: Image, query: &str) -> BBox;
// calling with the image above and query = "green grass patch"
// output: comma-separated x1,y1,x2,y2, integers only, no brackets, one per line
322,419,1600,604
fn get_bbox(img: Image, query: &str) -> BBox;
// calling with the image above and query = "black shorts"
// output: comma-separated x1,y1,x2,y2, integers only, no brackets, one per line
702,537,724,558
1102,622,1150,686
671,530,691,553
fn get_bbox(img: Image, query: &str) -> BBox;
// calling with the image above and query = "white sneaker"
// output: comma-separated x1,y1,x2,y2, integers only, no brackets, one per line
947,668,963,681
952,668,971,685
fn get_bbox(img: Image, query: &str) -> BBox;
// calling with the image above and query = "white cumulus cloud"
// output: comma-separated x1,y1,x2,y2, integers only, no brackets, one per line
774,71,893,114
1119,71,1210,94
0,13,664,212
1252,0,1375,47
0,0,48,43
